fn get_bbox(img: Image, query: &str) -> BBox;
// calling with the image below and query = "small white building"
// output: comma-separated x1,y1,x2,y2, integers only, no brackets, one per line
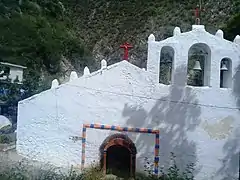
0,62,27,83
16,25,240,180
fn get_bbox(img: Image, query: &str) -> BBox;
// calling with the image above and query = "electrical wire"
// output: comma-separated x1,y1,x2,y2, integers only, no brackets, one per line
63,83,240,111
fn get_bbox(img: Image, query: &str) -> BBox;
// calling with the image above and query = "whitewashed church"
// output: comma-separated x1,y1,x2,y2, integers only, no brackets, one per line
16,25,240,180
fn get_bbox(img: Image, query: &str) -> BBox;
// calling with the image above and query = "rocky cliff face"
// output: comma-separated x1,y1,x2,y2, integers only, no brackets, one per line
65,0,240,70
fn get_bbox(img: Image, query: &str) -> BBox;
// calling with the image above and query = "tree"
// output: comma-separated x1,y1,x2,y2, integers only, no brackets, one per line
223,13,240,41
0,0,89,74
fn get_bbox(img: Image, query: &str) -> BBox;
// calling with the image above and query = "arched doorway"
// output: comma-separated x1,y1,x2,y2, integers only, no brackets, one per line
99,133,137,178
106,145,131,177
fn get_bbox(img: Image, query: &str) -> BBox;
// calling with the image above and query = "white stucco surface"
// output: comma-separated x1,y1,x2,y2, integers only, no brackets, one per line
17,25,240,180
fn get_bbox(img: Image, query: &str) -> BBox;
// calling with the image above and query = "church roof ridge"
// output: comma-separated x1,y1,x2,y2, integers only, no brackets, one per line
18,60,146,104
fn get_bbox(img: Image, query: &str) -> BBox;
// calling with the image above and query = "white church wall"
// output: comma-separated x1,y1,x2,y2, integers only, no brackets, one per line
17,66,240,179
17,61,159,168
17,26,240,180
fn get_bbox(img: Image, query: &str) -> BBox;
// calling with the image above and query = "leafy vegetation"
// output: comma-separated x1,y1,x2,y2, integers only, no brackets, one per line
0,0,90,72
222,13,240,41
0,153,195,180
0,134,11,144
0,0,93,107
0,64,46,106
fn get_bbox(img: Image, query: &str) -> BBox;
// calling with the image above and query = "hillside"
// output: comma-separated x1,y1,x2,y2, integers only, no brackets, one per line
66,0,240,67
0,0,240,87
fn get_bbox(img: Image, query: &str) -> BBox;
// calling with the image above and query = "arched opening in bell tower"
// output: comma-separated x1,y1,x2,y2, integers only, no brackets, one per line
187,43,211,87
220,58,232,88
159,46,174,85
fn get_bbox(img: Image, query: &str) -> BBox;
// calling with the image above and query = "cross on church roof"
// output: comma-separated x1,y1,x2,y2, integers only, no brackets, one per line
120,42,133,61
194,0,205,25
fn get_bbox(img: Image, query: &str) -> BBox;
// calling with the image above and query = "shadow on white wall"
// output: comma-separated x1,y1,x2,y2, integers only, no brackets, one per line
122,65,202,176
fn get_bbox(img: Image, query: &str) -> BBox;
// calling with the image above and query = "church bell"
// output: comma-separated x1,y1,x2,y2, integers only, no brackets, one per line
193,60,202,71
220,62,228,71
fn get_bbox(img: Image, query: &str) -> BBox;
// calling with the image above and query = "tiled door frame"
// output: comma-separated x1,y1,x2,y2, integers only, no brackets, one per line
81,123,160,175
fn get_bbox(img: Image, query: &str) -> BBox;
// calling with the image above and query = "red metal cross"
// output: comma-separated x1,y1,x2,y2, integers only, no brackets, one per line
120,42,133,61
193,3,205,25
195,7,200,18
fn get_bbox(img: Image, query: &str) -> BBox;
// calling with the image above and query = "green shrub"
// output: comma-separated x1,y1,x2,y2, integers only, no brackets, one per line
0,125,13,135
139,152,195,180
222,13,240,41
0,134,11,144
0,153,194,180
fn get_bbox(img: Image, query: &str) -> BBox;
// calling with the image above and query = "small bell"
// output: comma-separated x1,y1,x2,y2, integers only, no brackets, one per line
220,62,228,71
193,60,202,71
